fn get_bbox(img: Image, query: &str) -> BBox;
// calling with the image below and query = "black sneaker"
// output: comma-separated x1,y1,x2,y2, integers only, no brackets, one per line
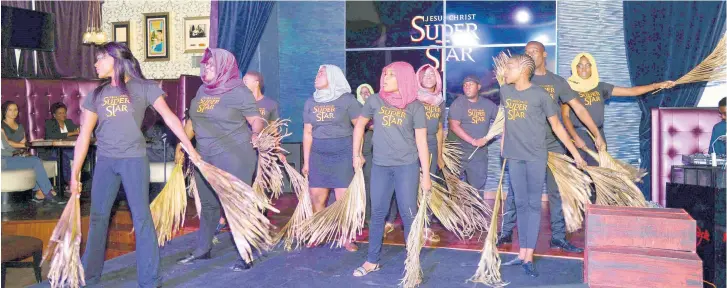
523,262,539,277
502,257,524,266
550,238,584,253
232,260,252,271
496,233,512,246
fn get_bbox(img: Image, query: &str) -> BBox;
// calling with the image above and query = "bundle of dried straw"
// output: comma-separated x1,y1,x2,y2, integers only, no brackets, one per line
441,141,492,235
148,162,187,246
547,152,593,232
187,155,281,263
583,166,647,208
300,168,366,248
185,163,202,219
469,160,508,287
654,35,725,94
493,50,511,86
252,119,292,200
427,174,477,239
442,141,465,175
400,183,432,288
42,195,85,288
273,161,314,251
581,130,647,183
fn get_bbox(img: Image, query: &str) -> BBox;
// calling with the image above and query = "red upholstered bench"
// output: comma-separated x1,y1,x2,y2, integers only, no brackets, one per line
1,235,43,286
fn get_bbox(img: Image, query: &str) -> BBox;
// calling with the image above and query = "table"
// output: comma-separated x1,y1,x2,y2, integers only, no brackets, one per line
30,138,95,193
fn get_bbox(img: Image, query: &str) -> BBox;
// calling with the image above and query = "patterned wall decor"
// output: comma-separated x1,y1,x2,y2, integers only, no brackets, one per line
102,0,210,79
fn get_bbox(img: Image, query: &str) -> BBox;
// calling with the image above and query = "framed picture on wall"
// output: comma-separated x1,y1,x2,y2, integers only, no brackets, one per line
184,16,210,53
112,22,130,48
144,12,170,61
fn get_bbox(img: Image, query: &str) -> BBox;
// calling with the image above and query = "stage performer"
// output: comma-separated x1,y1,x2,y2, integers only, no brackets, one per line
351,61,432,277
499,54,585,277
302,64,362,252
70,42,201,288
498,41,602,253
213,71,282,234
448,75,498,194
357,83,375,224
562,52,674,165
173,48,264,272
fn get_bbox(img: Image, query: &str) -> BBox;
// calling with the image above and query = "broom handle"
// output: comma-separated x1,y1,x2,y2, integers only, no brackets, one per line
468,142,482,160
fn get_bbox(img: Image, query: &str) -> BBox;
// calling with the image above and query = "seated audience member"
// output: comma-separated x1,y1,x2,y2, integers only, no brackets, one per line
2,101,66,204
44,102,79,185
709,97,726,155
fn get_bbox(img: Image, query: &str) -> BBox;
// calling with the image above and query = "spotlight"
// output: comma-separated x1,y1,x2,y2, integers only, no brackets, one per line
514,9,532,24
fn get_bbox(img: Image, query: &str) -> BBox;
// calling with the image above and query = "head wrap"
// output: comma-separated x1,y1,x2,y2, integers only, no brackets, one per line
200,48,243,95
313,65,352,103
356,83,374,105
567,52,600,92
379,62,418,109
415,64,443,106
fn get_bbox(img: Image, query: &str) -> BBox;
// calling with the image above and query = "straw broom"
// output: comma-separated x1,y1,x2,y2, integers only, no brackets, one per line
273,161,314,251
582,131,648,183
547,152,593,233
42,195,85,288
442,141,465,175
441,141,493,234
468,159,508,287
252,119,291,200
467,50,510,160
653,35,726,94
185,162,202,219
146,162,188,246
427,174,478,239
583,166,648,208
300,168,366,248
400,182,432,288
184,149,281,263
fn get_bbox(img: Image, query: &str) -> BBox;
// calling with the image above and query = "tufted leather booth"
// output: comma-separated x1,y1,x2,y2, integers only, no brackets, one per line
650,107,722,205
0,75,202,142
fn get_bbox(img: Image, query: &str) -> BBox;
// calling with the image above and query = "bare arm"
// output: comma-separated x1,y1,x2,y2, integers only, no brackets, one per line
302,123,313,175
567,98,604,149
415,127,432,190
175,119,196,162
448,119,476,146
612,81,674,97
561,104,584,148
246,115,264,136
548,115,585,168
153,97,200,161
436,122,444,168
71,112,98,187
352,116,370,168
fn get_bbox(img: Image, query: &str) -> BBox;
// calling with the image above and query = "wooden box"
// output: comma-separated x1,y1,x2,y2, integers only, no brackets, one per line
586,205,696,252
587,246,702,288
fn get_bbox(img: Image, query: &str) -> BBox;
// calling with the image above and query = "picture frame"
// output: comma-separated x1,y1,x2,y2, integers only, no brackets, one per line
111,22,130,48
143,12,170,61
184,16,210,53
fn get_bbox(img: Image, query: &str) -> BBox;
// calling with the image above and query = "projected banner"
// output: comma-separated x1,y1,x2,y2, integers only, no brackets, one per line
346,0,557,106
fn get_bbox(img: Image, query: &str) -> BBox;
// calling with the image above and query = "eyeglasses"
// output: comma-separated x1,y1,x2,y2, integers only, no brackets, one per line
577,64,592,69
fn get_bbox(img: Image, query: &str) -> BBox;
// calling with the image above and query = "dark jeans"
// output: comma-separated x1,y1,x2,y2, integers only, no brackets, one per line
385,142,438,223
47,148,74,183
461,145,489,192
508,158,547,249
193,146,256,259
367,161,420,264
83,156,159,288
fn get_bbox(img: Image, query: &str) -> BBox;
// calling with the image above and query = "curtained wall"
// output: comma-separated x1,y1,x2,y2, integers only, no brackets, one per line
624,1,726,200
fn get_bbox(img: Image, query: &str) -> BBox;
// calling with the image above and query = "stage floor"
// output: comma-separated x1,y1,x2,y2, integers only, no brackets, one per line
5,193,586,287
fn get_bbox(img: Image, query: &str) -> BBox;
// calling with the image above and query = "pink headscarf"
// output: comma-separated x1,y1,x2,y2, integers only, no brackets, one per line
200,48,243,95
415,64,443,106
379,62,418,109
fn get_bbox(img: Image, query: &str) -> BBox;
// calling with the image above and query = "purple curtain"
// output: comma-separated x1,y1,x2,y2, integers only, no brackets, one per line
36,0,99,78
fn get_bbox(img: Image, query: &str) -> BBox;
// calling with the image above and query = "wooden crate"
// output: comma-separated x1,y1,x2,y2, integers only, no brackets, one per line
587,246,702,288
586,205,696,252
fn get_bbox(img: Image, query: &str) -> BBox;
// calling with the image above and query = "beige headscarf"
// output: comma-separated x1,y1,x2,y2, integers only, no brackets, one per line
567,52,600,92
313,64,352,103
356,83,374,105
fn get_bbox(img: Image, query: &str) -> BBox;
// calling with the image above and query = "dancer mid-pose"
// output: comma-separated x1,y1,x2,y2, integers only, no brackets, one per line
448,75,498,193
70,42,201,288
499,54,585,277
351,61,431,277
499,41,602,253
562,52,674,165
174,48,265,271
302,65,362,251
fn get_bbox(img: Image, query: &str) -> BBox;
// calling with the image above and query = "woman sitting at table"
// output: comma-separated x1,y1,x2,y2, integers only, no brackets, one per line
44,102,79,186
2,101,66,204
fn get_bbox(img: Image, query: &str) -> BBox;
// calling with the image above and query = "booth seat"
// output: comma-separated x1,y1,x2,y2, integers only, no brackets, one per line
650,107,722,205
0,76,203,186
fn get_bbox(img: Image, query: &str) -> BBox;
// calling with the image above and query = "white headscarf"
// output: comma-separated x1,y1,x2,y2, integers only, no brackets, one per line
313,64,352,103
